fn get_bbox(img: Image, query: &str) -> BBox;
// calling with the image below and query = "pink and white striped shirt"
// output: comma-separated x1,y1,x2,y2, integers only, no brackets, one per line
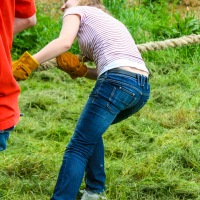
64,6,149,76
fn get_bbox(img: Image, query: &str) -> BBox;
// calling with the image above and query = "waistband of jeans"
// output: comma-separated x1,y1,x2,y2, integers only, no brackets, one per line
107,68,139,78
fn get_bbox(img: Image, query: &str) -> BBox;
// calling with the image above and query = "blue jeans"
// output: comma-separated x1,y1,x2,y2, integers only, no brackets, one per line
0,126,15,151
51,69,150,200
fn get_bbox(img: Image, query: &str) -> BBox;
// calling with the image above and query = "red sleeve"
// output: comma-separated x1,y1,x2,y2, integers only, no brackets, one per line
15,0,36,18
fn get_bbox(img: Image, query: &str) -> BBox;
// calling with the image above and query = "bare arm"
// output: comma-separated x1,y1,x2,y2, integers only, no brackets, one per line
33,14,80,64
14,14,37,34
85,68,98,80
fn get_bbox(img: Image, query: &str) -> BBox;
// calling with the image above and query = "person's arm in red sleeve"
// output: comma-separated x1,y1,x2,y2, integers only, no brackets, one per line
14,0,37,34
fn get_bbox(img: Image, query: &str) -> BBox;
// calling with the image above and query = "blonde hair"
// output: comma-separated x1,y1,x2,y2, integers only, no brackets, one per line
76,0,109,13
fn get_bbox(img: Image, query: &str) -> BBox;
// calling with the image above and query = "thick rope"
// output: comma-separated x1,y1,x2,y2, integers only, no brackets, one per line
36,58,57,71
36,34,200,71
137,34,200,52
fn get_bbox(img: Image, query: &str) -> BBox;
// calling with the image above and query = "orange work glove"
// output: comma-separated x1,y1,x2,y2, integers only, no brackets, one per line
56,52,88,79
12,51,39,81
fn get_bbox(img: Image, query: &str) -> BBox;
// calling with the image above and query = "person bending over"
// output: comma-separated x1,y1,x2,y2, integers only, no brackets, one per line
13,0,150,199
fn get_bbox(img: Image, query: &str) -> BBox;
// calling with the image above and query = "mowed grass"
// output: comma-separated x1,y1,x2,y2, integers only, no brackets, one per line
1,1,200,199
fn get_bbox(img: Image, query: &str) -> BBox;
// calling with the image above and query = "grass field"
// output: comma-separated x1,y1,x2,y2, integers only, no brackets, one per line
1,0,200,199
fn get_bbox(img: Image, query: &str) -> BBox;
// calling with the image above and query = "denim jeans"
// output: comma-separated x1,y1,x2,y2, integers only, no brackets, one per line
0,126,15,151
51,69,150,200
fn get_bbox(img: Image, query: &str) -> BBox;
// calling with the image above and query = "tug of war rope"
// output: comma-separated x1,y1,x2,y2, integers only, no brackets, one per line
36,34,200,72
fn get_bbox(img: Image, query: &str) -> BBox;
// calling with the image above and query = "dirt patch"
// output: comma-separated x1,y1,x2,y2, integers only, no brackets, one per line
182,0,200,7
36,0,61,3
130,0,200,19
176,4,200,19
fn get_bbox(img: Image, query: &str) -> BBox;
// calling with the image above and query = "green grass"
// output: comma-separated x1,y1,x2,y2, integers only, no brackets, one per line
1,0,200,199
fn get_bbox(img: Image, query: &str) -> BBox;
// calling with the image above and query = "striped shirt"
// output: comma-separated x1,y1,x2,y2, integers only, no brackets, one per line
64,6,149,76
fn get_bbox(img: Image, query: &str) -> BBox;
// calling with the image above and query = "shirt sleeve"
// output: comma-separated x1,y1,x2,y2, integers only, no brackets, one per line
63,7,86,24
15,0,36,18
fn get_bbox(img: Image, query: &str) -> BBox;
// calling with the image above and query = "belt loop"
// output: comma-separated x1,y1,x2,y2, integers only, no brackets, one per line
141,75,145,87
137,74,141,86
105,71,108,78
146,77,149,90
